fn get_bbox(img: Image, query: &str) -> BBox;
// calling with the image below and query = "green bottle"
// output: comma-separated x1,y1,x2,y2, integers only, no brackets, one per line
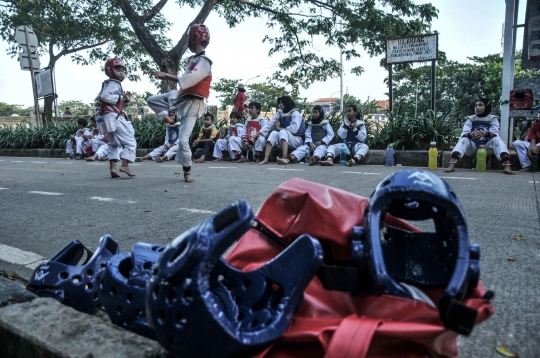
476,145,487,172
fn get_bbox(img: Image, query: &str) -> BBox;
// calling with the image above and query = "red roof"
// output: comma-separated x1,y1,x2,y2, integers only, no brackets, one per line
314,97,339,103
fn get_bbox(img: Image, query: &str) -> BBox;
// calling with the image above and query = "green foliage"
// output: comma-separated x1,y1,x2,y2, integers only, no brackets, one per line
58,100,91,116
0,102,32,117
212,78,242,110
0,121,77,150
391,52,540,118
130,92,155,108
247,82,300,112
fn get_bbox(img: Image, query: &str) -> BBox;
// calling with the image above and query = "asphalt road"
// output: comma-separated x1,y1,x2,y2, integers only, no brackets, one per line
0,157,539,357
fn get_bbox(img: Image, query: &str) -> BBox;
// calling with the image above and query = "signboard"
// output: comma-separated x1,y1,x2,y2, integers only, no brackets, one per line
386,34,438,64
526,0,540,61
36,68,54,99
18,52,40,72
15,25,38,53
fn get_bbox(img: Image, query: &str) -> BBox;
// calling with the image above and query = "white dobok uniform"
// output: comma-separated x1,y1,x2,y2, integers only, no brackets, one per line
326,119,369,160
291,119,335,161
213,123,244,160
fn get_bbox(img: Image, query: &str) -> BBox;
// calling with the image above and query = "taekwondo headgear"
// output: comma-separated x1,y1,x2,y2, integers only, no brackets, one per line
26,235,119,314
104,57,126,82
188,24,210,52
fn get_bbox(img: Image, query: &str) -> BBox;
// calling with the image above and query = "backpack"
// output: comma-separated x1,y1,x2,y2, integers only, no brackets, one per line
226,178,494,358
510,88,534,110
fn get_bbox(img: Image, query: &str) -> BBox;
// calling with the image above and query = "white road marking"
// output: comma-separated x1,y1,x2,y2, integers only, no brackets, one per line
0,243,45,269
362,173,381,175
0,160,4,161
440,176,477,180
0,187,8,190
179,207,215,214
86,162,103,165
208,167,238,169
342,171,363,174
32,161,47,164
90,196,114,202
28,191,63,196
11,161,24,163
529,181,539,184
58,162,73,164
267,168,304,171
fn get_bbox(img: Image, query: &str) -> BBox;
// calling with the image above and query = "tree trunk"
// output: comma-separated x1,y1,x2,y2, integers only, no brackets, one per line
43,96,54,125
160,52,181,93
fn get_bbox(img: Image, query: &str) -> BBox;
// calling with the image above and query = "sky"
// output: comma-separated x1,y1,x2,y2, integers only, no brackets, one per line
0,0,528,110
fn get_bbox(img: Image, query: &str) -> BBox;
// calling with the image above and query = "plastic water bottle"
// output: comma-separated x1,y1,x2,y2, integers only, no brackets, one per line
385,144,394,167
476,145,487,172
339,144,347,165
305,148,310,164
428,141,437,170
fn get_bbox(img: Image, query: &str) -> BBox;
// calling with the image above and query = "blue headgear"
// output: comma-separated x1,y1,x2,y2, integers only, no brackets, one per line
26,235,119,314
99,242,165,339
352,169,480,335
145,200,323,357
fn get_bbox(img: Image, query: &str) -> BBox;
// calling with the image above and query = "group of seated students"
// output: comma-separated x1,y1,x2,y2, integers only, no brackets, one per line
65,117,134,162
198,96,370,166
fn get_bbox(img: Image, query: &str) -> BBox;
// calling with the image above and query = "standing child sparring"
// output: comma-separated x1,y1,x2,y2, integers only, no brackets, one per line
94,57,137,177
320,104,369,166
147,24,212,183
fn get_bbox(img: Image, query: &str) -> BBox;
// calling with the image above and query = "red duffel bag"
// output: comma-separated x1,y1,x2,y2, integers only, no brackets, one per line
226,177,494,358
510,88,533,110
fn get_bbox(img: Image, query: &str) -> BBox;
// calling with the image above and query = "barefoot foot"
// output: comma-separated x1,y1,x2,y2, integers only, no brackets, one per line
184,172,195,183
277,157,290,165
258,158,269,165
444,163,456,172
503,166,515,175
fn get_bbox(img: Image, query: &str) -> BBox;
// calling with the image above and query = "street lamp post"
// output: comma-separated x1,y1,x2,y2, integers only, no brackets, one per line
244,75,260,87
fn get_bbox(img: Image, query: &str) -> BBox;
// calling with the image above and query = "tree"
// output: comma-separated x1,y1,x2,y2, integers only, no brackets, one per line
211,78,242,110
390,52,540,118
117,0,437,94
246,82,299,112
58,100,91,116
0,0,169,123
0,102,32,116
130,91,155,107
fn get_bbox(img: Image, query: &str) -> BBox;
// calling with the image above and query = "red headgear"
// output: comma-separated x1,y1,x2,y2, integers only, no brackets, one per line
188,24,210,53
104,58,125,82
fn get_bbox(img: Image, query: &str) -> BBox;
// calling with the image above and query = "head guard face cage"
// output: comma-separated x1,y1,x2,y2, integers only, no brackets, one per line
188,24,210,52
26,235,119,314
352,169,480,335
146,200,323,357
104,57,125,81
98,242,165,340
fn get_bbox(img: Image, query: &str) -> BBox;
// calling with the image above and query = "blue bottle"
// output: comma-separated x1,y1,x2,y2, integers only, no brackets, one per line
339,144,347,165
305,148,310,164
385,144,394,167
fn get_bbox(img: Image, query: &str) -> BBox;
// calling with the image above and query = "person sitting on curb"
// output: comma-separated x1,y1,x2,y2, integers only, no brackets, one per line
445,98,514,175
135,111,180,163
320,104,368,167
230,101,268,163
66,118,91,160
192,113,220,163
513,111,540,171
258,96,305,165
213,111,244,162
282,105,334,165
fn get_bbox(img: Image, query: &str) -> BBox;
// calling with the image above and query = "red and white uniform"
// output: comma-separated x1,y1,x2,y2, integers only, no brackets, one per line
66,128,91,156
146,52,212,167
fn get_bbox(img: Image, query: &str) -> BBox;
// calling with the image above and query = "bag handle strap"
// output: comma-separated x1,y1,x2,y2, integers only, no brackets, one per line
324,315,382,358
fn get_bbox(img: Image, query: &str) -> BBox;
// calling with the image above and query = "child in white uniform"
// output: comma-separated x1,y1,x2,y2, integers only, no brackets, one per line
65,118,91,160
320,104,369,167
95,57,136,178
230,101,267,163
213,111,244,161
258,96,306,165
147,24,212,183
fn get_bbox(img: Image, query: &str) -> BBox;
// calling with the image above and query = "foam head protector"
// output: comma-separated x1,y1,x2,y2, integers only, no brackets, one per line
145,200,323,357
26,235,119,314
354,169,480,335
99,242,165,339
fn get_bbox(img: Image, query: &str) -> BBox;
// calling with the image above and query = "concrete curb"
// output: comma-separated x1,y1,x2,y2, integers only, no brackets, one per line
0,277,170,358
0,148,522,170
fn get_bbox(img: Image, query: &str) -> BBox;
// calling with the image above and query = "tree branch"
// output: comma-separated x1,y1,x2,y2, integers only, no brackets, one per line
170,0,222,57
57,39,110,58
141,0,169,23
117,0,165,65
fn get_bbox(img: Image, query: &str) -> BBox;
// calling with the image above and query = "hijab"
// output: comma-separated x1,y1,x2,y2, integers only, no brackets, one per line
278,96,295,114
312,105,324,124
476,98,491,118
